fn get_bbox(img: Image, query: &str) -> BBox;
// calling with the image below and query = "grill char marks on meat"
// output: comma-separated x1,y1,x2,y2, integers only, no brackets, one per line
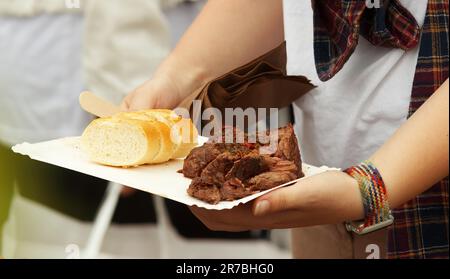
183,124,304,204
182,144,224,178
225,153,270,182
182,143,251,178
199,152,241,186
247,158,298,191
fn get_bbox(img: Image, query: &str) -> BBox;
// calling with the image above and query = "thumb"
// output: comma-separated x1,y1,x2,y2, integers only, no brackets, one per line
120,89,137,112
252,186,299,216
120,96,130,111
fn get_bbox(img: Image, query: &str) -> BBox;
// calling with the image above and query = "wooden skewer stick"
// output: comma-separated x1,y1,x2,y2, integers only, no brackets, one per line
79,91,122,118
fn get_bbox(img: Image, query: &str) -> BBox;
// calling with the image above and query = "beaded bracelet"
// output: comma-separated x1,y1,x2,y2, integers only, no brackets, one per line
344,160,394,234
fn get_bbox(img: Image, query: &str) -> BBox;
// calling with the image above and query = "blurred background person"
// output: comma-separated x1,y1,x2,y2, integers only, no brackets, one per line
0,0,290,258
0,0,172,258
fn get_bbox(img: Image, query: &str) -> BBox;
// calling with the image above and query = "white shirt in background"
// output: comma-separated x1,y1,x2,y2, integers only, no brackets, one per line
283,0,428,259
0,0,176,145
0,14,90,145
284,0,428,169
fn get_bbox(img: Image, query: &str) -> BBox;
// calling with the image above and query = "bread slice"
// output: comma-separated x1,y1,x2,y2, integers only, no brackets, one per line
81,109,198,167
171,118,198,158
118,110,198,159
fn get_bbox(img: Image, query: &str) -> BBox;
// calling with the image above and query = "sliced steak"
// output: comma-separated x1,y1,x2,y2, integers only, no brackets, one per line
199,152,241,186
248,171,298,191
183,125,304,204
187,178,221,204
220,178,254,201
182,143,251,178
268,124,303,176
225,153,270,181
265,156,299,175
182,144,224,178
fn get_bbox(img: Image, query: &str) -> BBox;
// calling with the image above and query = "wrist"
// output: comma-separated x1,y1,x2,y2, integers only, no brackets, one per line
298,171,364,223
153,55,211,102
340,171,366,221
344,161,394,234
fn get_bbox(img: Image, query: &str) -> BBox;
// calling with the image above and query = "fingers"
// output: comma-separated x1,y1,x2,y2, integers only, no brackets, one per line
120,94,131,111
253,183,303,216
189,204,256,232
189,185,304,230
120,86,139,112
189,203,310,231
120,82,157,112
120,76,185,111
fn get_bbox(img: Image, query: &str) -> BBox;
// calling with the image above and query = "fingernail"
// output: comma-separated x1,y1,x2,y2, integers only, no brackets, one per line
254,200,270,216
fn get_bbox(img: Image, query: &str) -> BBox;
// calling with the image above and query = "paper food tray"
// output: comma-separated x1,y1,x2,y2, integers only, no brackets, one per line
12,136,338,210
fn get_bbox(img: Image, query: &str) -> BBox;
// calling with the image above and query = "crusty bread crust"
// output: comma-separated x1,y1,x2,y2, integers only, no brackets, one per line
171,118,199,158
81,109,198,167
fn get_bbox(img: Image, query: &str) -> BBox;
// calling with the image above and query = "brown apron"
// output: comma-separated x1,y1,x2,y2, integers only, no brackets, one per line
177,42,315,116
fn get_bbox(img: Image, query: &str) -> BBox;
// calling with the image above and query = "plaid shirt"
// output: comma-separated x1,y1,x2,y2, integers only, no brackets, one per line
312,0,449,258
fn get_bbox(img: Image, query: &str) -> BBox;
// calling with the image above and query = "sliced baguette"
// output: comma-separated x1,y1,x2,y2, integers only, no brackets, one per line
81,109,198,167
170,117,198,158
121,110,198,159
81,117,162,167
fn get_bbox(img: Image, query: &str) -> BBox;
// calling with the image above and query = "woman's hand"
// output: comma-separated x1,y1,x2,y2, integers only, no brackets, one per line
190,171,364,232
121,70,193,111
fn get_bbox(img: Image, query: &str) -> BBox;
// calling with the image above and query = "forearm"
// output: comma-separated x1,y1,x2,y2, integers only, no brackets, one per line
370,79,449,208
155,0,284,93
246,80,448,228
260,79,449,222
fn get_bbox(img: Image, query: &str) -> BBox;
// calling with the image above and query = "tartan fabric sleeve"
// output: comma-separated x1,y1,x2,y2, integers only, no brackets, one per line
312,0,421,81
312,0,449,258
387,0,449,259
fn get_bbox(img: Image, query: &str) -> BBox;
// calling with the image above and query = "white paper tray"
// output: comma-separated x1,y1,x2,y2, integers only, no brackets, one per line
12,137,337,210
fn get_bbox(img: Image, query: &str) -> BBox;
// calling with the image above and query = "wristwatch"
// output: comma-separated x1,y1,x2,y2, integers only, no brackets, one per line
344,161,395,235
345,212,394,235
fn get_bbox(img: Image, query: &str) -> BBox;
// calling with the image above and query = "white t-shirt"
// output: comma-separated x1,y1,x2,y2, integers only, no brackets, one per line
284,0,428,169
0,14,91,146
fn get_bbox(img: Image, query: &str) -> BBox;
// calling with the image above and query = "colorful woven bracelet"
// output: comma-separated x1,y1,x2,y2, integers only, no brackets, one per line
344,160,393,234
